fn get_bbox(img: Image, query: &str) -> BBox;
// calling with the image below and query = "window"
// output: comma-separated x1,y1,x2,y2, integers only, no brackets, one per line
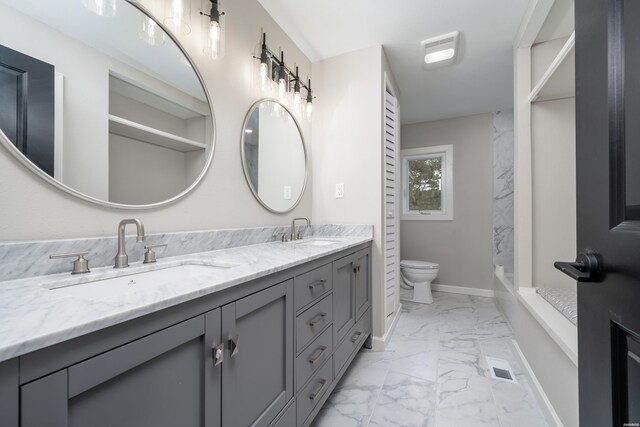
401,145,453,220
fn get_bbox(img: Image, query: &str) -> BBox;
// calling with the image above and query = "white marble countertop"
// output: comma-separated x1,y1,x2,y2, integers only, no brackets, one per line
0,236,371,362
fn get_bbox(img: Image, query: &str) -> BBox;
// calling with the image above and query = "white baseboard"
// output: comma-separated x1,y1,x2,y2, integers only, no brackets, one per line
511,339,565,427
371,303,402,351
431,284,495,298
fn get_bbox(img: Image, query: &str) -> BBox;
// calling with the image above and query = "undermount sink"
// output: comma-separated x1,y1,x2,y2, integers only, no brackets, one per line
293,239,340,247
45,263,237,300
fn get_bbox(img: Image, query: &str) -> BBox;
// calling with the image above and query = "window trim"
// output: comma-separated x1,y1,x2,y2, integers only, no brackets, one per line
401,144,454,221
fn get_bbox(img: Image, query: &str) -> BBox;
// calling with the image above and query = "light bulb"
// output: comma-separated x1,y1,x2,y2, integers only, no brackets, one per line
293,91,301,108
139,17,165,46
259,63,269,91
164,0,190,35
306,102,313,119
278,78,287,99
208,21,221,59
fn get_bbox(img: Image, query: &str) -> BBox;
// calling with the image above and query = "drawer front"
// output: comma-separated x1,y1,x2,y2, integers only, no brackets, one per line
296,357,333,426
294,263,333,312
296,294,333,353
295,326,333,392
334,308,371,378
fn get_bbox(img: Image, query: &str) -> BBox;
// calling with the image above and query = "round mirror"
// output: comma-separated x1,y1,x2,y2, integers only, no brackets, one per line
241,100,307,213
0,0,214,208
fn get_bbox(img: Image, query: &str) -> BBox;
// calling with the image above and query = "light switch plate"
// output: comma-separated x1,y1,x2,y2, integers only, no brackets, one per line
336,183,344,199
283,185,292,200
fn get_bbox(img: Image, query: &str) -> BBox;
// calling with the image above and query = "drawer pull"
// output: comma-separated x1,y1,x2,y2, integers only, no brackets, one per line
308,279,326,290
309,378,328,401
350,331,362,343
308,345,328,365
308,312,327,327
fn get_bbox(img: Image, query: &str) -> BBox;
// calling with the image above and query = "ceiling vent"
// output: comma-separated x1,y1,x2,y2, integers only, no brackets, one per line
421,31,460,67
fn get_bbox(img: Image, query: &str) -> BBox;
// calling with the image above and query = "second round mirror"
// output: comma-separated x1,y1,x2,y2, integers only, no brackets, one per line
241,100,307,213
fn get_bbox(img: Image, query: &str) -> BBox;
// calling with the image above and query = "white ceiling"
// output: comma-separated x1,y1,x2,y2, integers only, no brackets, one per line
258,0,529,124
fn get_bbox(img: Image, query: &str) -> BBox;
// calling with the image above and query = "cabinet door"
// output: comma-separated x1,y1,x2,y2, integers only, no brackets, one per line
221,280,294,427
0,359,18,427
333,255,356,345
354,249,371,320
21,311,222,427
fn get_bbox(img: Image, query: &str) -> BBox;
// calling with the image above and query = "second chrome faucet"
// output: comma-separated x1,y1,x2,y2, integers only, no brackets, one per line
114,218,146,268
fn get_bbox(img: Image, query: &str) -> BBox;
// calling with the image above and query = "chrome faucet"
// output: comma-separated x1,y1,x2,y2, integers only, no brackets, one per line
291,217,311,241
114,219,146,268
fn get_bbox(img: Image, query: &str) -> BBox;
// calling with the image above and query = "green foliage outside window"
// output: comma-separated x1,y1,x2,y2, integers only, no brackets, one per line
408,157,442,211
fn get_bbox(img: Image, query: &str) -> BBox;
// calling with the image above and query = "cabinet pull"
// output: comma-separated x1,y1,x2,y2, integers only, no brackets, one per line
308,345,328,365
308,312,327,327
350,331,362,343
308,279,326,290
212,343,224,366
228,335,240,357
309,378,328,401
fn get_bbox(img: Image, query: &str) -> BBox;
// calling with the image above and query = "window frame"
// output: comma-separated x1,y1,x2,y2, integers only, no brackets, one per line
401,144,454,221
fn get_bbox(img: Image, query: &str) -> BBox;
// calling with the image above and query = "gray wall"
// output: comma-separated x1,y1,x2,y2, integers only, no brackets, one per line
0,0,312,242
401,114,494,290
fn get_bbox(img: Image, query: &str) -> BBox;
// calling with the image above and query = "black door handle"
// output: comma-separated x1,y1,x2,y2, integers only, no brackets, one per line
554,252,602,282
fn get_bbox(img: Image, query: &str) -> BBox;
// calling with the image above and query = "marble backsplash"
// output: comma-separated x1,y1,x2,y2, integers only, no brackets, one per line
0,224,373,282
493,110,514,274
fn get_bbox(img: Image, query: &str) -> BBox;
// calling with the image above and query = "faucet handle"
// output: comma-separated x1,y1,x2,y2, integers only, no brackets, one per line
49,252,91,275
278,233,290,243
143,244,168,264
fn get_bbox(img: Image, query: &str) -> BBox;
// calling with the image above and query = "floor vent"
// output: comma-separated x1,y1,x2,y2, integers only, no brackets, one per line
486,356,517,383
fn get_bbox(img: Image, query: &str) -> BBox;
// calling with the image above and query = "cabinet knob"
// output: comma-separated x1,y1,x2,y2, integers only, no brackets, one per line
212,343,224,366
228,335,240,357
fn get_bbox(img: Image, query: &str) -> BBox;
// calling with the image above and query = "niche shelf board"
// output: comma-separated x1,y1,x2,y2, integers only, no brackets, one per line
529,32,575,103
109,115,206,153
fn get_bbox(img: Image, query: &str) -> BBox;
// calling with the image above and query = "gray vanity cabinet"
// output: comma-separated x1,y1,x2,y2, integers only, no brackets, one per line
221,280,294,427
20,310,222,427
11,242,371,427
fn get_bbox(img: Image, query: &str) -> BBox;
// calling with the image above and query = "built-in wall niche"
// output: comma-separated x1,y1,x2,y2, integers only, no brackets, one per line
108,73,211,205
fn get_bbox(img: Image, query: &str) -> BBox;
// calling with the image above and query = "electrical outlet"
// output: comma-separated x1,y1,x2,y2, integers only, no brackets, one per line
283,185,292,200
335,183,344,199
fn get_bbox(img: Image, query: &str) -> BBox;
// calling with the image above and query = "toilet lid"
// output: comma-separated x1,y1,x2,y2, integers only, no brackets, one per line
400,259,439,269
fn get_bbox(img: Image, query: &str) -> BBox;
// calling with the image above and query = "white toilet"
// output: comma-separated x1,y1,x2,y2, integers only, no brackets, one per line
400,259,439,304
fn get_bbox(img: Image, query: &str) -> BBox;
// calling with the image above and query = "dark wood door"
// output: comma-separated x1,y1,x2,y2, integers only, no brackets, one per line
574,0,640,424
0,44,55,176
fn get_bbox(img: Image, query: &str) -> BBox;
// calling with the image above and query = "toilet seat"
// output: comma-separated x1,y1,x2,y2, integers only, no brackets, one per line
400,259,439,270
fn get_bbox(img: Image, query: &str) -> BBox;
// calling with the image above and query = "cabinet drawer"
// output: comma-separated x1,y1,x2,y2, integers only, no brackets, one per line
294,263,333,312
334,308,371,378
296,294,333,353
296,357,333,426
296,326,333,392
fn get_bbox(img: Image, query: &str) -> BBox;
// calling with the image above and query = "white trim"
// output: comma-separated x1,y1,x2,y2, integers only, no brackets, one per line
512,339,565,427
400,144,453,221
372,303,402,351
517,288,578,365
431,284,495,298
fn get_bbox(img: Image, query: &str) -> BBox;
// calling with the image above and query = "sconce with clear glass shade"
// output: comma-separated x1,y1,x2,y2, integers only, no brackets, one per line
201,0,224,59
138,16,166,46
82,0,117,17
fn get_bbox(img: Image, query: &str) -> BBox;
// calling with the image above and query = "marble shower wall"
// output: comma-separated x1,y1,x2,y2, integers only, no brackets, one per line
493,110,514,274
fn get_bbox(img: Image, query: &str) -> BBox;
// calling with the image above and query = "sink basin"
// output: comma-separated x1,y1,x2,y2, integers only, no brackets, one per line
46,263,235,300
293,239,340,247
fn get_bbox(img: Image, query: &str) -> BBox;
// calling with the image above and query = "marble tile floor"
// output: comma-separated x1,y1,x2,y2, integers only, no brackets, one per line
311,291,550,427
